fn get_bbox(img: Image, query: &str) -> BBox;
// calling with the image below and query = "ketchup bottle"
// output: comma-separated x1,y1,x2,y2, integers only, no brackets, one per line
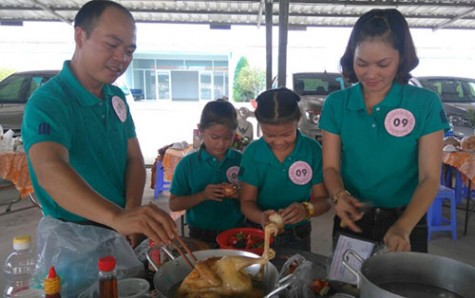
44,266,61,298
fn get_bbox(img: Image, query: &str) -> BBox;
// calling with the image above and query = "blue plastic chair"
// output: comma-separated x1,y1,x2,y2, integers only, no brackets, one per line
153,161,171,199
427,185,457,240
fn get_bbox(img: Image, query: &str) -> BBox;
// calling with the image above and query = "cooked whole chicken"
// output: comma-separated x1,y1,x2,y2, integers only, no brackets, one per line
176,219,281,298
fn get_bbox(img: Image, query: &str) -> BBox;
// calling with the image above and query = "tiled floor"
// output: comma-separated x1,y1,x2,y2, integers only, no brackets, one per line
1,169,475,291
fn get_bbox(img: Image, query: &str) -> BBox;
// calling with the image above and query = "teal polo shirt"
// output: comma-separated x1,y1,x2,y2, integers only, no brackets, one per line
319,82,450,208
22,61,136,221
239,131,323,212
170,147,244,231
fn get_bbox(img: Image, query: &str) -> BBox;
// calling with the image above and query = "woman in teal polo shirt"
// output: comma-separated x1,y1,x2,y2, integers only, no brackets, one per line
320,9,449,252
239,88,330,251
169,99,244,248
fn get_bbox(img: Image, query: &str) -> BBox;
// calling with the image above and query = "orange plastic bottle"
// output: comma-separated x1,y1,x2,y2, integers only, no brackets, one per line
44,266,61,298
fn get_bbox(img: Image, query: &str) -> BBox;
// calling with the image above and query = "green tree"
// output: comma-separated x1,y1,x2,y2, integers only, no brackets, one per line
235,66,265,102
0,67,15,81
233,56,265,102
233,57,249,102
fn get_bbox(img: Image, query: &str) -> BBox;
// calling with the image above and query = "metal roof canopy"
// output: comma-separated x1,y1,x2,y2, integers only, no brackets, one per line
2,0,475,31
2,0,475,87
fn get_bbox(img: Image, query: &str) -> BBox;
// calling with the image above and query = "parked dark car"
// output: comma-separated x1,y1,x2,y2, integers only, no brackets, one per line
409,76,475,137
0,70,134,136
292,72,349,141
0,70,58,136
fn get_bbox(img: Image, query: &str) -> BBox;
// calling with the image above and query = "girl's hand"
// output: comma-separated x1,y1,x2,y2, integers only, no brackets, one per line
202,184,226,202
334,194,364,233
383,223,411,252
260,209,277,228
279,203,307,225
222,183,240,199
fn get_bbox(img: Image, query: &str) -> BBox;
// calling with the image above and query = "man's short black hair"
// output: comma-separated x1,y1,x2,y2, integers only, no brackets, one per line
74,0,134,37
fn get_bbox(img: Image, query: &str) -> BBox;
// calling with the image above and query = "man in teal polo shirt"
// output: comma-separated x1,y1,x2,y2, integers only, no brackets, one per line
21,0,176,282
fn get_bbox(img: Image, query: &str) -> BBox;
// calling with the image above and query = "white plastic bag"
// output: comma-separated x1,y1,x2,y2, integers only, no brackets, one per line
279,254,326,298
31,216,144,298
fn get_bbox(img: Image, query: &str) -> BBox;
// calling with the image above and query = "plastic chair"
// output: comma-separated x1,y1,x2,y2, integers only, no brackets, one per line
454,169,475,206
427,185,457,240
153,161,170,199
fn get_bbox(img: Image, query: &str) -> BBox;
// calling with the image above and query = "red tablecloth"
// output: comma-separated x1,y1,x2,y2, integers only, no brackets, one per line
0,151,34,198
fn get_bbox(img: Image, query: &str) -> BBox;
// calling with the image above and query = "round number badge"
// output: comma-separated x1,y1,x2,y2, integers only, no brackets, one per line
226,166,240,184
112,96,127,123
384,108,415,137
288,161,312,185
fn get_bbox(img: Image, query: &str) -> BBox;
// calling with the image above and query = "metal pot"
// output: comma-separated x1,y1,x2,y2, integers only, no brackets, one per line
342,250,475,298
147,248,294,298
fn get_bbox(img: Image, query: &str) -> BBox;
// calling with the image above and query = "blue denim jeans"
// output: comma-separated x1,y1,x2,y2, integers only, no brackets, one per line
332,207,428,252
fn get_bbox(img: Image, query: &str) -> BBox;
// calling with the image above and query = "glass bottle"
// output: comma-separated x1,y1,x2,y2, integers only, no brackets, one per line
98,256,118,298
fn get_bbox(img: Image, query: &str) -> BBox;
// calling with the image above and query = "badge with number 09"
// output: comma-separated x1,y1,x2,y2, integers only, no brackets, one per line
288,161,312,185
384,108,415,137
226,166,240,185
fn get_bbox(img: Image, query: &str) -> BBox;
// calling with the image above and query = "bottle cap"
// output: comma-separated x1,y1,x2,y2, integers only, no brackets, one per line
13,235,31,250
98,256,116,272
44,266,61,295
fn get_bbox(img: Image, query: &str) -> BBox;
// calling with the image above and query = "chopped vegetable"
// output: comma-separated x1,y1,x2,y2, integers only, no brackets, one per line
227,231,264,250
310,278,331,296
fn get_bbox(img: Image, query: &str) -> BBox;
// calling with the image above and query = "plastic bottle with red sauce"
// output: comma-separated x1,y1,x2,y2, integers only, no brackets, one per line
44,266,61,298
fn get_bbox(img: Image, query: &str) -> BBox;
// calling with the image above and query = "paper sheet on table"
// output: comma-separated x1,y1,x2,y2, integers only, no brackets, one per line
328,235,375,284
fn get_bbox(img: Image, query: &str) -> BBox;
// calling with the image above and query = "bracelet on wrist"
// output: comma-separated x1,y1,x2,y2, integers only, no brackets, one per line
332,189,350,205
302,202,315,219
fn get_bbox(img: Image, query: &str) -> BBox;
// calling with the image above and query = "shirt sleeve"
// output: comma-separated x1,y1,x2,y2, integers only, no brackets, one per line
22,91,73,151
420,92,451,136
318,93,340,135
238,145,259,187
169,156,192,196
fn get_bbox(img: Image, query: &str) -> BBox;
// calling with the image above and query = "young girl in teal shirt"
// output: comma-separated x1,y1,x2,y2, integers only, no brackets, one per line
169,99,244,247
239,88,330,251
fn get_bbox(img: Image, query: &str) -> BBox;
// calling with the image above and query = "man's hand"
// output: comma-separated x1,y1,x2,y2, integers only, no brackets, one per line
111,204,177,246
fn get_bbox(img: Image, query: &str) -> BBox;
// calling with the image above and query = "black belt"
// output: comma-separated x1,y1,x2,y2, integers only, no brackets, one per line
367,206,407,218
57,218,113,230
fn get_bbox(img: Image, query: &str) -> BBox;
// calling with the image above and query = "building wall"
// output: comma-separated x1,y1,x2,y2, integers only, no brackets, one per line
125,52,230,102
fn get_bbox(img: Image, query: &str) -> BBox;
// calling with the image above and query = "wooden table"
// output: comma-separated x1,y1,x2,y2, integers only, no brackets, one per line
442,151,475,236
0,151,36,212
162,145,194,181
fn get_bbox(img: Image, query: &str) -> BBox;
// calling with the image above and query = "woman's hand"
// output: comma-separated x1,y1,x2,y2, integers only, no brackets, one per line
383,223,411,252
334,193,365,233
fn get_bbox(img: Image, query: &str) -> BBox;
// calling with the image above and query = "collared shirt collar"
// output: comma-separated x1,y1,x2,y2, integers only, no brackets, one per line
254,130,306,164
59,61,113,107
347,82,402,111
197,146,235,163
